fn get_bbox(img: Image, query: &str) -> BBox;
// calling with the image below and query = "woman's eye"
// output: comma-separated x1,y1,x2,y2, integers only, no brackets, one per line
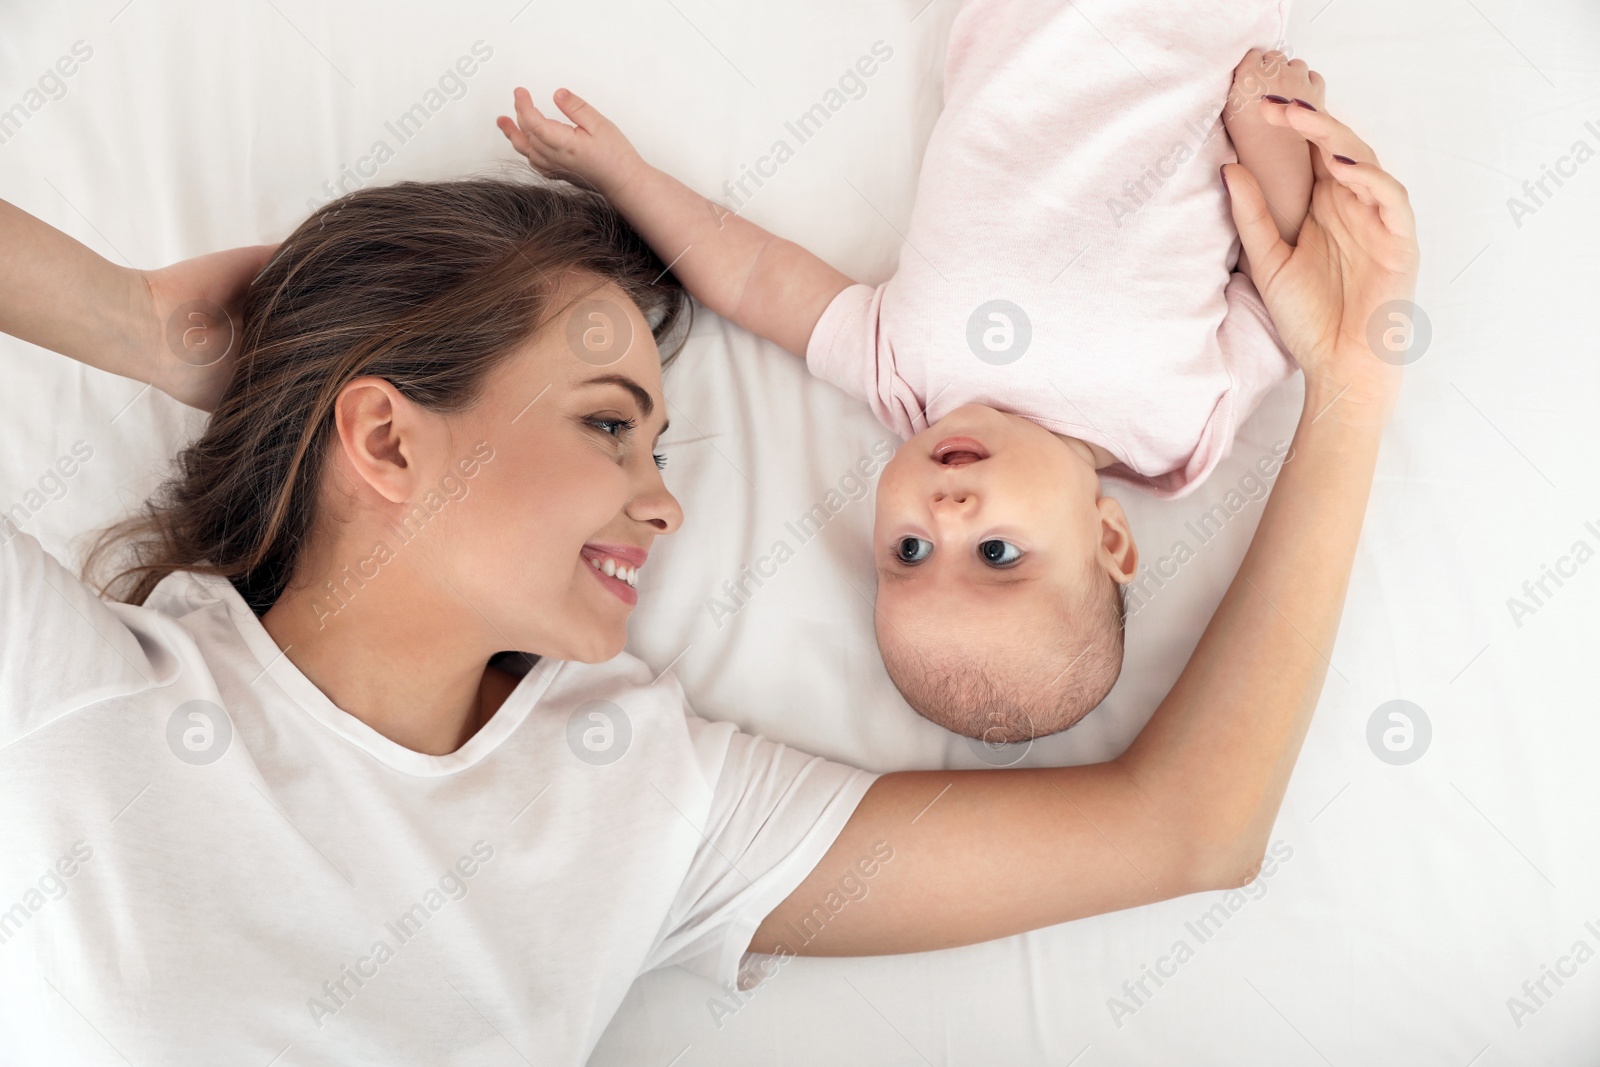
979,539,1022,567
653,452,668,471
589,416,636,439
895,536,934,564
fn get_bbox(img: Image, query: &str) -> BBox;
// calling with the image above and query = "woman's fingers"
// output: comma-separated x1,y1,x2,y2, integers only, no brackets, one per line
230,243,281,289
1267,102,1377,165
1222,163,1291,281
1260,99,1370,185
1324,158,1416,242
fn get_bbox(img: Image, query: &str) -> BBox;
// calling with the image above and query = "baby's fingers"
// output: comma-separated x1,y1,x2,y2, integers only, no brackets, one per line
496,114,538,159
511,87,579,151
552,88,609,135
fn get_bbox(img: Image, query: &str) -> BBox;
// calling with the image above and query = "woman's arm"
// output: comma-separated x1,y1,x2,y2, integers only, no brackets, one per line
756,98,1417,956
0,199,275,411
762,386,1382,953
0,199,150,383
498,89,855,358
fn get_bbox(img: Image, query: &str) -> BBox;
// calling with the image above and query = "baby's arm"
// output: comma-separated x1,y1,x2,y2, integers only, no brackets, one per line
1222,50,1322,274
499,89,854,358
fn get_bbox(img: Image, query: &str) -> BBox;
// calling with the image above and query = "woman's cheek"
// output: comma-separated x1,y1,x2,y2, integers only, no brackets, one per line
552,457,632,528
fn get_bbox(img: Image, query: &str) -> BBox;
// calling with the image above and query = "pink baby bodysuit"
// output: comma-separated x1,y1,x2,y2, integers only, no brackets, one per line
806,0,1297,498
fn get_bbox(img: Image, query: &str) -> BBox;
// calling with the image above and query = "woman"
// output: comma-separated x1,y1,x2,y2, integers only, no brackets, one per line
0,94,1412,1062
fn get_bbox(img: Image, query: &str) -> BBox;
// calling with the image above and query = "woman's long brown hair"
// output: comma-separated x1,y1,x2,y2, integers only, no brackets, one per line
85,178,689,615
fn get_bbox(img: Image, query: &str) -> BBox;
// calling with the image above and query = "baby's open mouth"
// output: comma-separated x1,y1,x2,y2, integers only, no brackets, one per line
932,436,989,467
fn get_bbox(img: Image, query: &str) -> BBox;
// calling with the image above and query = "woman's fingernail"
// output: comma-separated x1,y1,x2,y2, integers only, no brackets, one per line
1263,94,1291,104
1332,154,1357,164
1293,98,1318,111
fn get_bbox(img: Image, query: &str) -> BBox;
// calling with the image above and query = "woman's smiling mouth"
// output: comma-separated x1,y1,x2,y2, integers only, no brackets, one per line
581,543,647,605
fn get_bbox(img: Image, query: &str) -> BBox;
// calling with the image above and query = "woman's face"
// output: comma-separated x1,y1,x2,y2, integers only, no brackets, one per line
422,280,681,663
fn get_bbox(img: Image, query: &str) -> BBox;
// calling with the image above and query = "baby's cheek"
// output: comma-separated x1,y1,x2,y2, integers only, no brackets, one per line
870,588,913,657
871,465,911,529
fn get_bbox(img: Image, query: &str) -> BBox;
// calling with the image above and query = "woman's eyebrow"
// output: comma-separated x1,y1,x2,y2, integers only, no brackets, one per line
580,373,655,417
580,372,671,439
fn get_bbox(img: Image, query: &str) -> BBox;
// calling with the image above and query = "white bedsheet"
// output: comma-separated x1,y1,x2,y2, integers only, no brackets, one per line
2,1,1597,1063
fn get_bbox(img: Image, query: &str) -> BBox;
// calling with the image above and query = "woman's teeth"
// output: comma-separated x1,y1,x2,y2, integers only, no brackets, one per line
590,556,640,588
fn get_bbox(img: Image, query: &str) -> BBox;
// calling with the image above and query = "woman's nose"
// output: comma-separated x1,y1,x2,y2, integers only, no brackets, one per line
631,478,683,534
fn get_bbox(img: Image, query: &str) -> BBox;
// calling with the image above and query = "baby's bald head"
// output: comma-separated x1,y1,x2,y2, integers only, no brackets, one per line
875,558,1127,741
869,403,1139,740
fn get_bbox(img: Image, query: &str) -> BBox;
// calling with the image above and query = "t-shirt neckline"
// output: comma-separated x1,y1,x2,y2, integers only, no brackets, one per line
167,570,560,777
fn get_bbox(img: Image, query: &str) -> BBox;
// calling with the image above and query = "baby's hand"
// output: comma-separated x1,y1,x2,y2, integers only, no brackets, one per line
497,88,645,198
1223,49,1321,252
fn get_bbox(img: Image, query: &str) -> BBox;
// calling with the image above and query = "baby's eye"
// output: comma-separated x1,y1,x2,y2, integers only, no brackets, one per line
978,539,1022,567
894,536,934,564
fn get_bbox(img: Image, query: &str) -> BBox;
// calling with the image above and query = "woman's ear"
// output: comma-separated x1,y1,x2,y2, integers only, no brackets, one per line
1096,495,1139,584
332,376,424,506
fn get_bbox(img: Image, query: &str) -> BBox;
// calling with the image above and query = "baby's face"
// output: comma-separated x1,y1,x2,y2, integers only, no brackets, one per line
873,404,1117,647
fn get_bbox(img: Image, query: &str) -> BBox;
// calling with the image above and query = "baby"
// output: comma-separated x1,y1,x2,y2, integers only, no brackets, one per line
499,1,1322,742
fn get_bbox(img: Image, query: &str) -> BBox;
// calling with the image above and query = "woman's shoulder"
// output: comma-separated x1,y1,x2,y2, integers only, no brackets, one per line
0,527,188,745
1,524,214,735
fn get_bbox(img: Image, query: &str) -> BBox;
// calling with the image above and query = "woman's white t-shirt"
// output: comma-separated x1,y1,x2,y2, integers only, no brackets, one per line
0,529,876,1065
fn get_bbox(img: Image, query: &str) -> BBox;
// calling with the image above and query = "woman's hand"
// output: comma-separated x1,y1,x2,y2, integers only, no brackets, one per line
0,197,274,414
497,88,648,199
1223,101,1419,418
140,243,279,411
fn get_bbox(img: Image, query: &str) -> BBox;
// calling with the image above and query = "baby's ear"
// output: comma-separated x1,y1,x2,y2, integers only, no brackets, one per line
1095,496,1139,584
